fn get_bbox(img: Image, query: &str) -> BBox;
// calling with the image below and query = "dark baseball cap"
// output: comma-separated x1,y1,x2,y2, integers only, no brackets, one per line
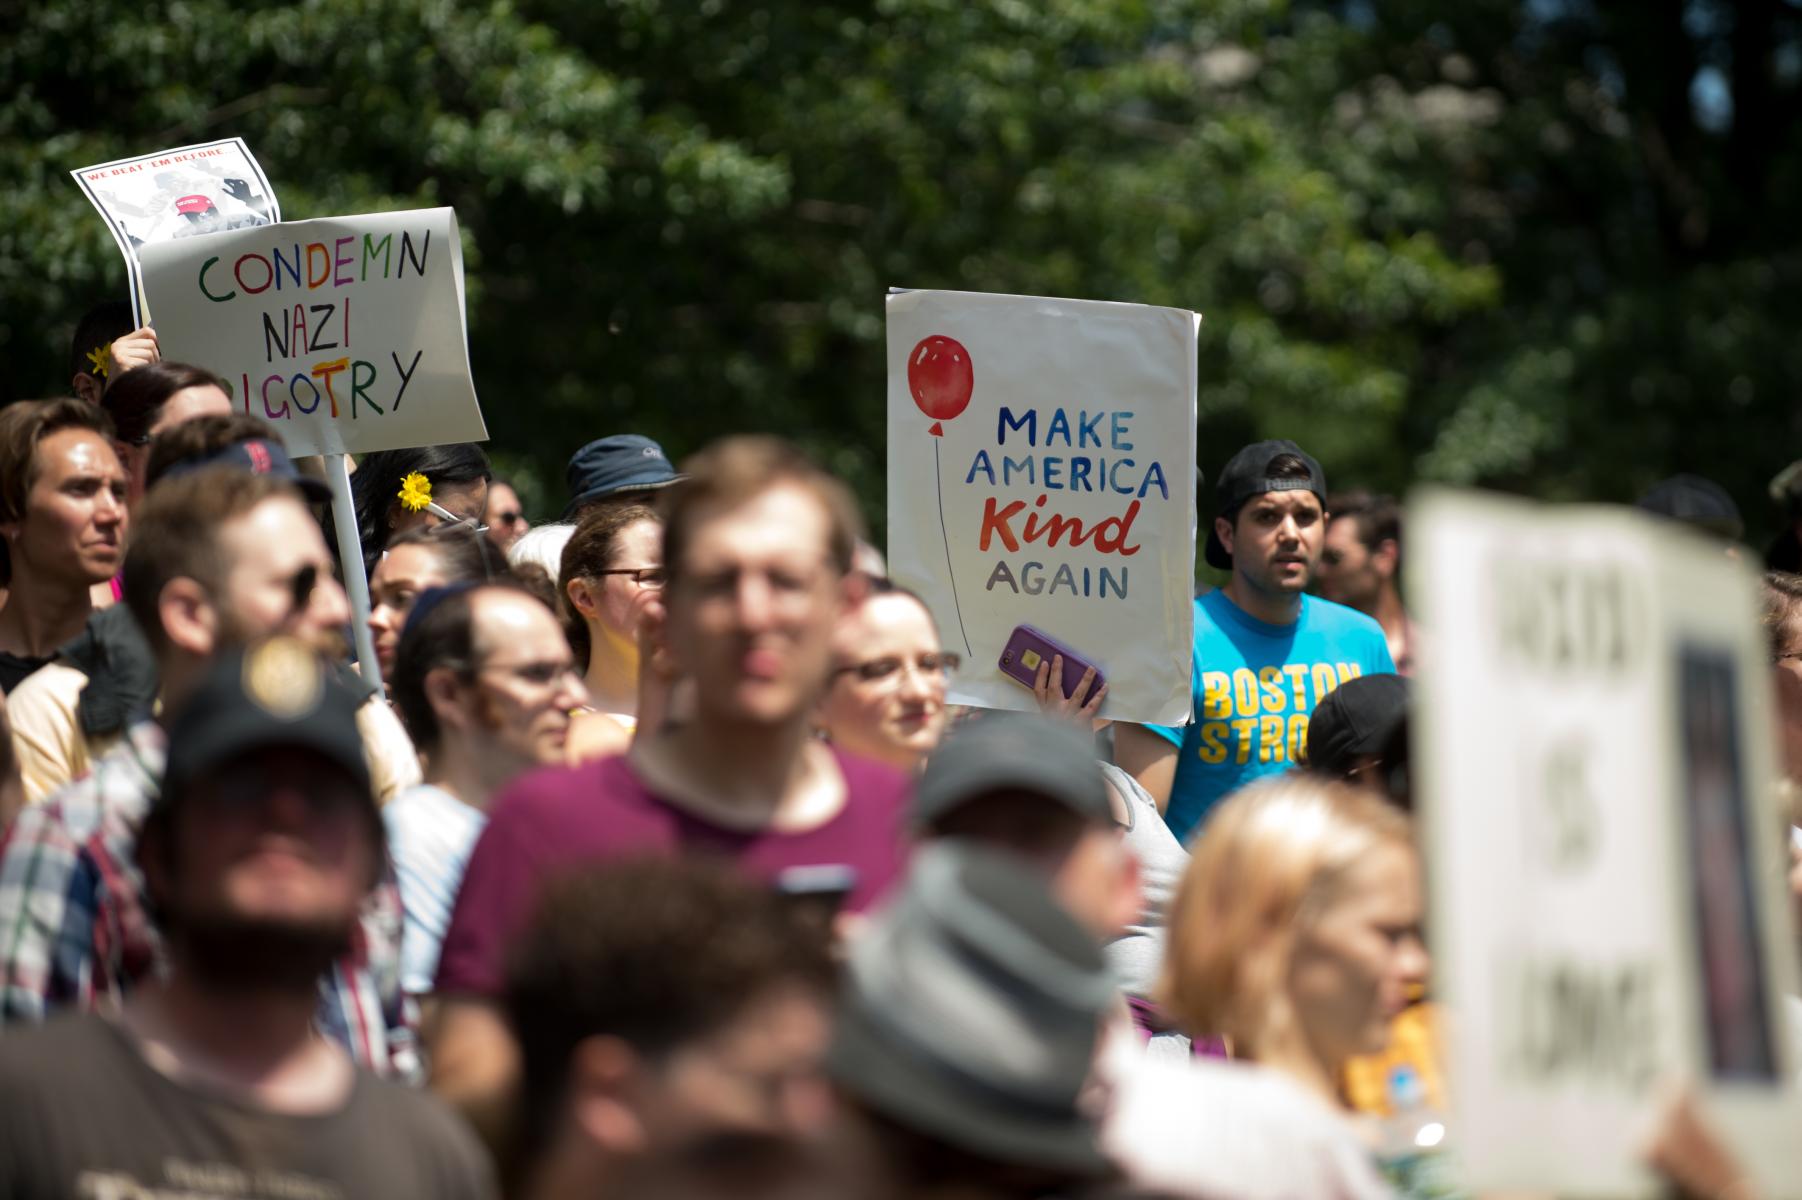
160,437,333,504
563,435,680,518
911,713,1112,831
1303,672,1407,776
1636,474,1743,541
161,638,371,803
1203,439,1327,570
826,842,1116,1175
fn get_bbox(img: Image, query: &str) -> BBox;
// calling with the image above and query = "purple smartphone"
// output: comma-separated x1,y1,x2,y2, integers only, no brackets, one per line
998,624,1106,701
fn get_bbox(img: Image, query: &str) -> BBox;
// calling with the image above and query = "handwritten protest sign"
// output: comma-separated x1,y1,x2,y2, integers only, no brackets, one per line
72,139,281,325
137,208,485,458
886,289,1198,724
1413,490,1802,1197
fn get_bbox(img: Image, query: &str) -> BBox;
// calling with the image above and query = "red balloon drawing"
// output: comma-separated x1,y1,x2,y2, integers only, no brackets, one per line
907,335,974,436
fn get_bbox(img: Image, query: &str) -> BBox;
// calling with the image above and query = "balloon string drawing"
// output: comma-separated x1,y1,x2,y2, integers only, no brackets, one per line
908,334,975,656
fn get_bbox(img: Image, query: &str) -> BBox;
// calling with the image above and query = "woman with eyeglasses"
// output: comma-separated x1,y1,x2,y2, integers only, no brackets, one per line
559,504,665,739
367,524,506,679
814,580,955,772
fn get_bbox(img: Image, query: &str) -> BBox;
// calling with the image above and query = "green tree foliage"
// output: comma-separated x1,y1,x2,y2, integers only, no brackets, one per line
1,1,1792,545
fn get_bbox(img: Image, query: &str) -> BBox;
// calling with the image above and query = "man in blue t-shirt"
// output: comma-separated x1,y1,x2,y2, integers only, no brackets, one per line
1115,440,1393,842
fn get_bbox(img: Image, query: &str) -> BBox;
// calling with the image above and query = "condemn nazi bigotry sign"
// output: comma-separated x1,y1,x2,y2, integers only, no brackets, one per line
139,208,486,457
885,289,1199,725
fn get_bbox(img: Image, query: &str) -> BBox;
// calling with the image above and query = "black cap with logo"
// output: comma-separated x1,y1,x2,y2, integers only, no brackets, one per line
1203,439,1327,570
160,637,371,806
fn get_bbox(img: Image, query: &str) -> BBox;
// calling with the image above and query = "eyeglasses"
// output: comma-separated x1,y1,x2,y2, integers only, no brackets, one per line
592,566,667,587
477,659,585,688
831,652,961,684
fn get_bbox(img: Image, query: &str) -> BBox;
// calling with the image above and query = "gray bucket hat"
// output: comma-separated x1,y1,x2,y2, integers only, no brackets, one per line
826,842,1117,1175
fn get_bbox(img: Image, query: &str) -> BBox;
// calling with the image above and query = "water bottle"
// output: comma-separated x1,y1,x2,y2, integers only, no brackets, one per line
1377,1065,1461,1199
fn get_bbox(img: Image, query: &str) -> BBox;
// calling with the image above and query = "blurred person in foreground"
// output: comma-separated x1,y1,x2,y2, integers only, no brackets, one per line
0,468,418,1076
592,1131,868,1200
367,522,508,679
912,713,1191,1059
0,399,128,694
0,640,491,1199
386,582,587,1002
483,476,530,553
8,417,421,807
427,436,910,1141
560,502,664,754
1115,441,1393,843
1103,775,1426,1199
1299,673,1440,1121
562,433,681,521
505,858,835,1199
1315,492,1415,674
815,579,954,772
827,840,1122,1199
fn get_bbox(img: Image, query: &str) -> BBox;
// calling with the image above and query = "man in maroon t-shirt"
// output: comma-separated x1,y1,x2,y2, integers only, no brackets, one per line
426,435,911,1148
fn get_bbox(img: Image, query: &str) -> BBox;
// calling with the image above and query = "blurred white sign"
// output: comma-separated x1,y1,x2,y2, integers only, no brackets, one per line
1413,489,1802,1197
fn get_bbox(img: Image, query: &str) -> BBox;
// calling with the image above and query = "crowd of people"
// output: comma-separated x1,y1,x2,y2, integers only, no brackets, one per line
0,301,1792,1200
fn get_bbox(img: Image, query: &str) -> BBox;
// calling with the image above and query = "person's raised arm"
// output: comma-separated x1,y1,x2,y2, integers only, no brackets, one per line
1115,723,1178,817
104,326,159,378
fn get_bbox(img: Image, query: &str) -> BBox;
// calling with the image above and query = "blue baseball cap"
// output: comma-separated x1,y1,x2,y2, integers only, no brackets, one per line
562,435,680,519
160,437,333,504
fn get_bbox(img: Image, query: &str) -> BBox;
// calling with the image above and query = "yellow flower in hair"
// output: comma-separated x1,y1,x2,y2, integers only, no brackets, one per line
397,472,433,513
86,343,112,378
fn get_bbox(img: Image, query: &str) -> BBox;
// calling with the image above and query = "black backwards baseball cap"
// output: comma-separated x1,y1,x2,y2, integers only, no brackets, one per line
562,434,681,518
826,842,1117,1175
1303,672,1408,776
1203,439,1327,570
1635,474,1743,541
910,712,1112,832
160,637,371,805
160,437,334,504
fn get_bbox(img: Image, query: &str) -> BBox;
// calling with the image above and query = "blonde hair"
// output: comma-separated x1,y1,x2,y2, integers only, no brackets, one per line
1160,774,1413,1043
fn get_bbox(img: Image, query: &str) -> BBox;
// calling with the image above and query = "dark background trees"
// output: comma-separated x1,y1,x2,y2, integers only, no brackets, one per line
4,0,1797,549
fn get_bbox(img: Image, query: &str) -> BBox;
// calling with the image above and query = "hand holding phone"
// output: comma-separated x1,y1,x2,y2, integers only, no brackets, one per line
999,624,1107,719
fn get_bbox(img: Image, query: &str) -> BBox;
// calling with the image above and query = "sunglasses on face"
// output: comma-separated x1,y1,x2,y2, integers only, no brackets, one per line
592,566,667,588
491,510,525,526
831,652,961,684
286,564,321,613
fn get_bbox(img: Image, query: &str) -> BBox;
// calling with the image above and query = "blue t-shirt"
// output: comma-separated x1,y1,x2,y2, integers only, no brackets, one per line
1153,590,1394,842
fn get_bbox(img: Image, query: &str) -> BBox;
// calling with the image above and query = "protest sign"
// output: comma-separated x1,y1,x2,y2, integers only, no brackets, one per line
1413,489,1802,1197
138,208,486,458
886,289,1198,724
72,138,281,325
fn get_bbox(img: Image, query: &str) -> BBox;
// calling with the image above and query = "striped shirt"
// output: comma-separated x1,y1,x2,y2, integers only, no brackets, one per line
0,721,418,1080
383,783,487,996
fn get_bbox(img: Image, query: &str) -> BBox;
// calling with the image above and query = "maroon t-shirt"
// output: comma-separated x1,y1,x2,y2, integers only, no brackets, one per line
433,749,912,997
